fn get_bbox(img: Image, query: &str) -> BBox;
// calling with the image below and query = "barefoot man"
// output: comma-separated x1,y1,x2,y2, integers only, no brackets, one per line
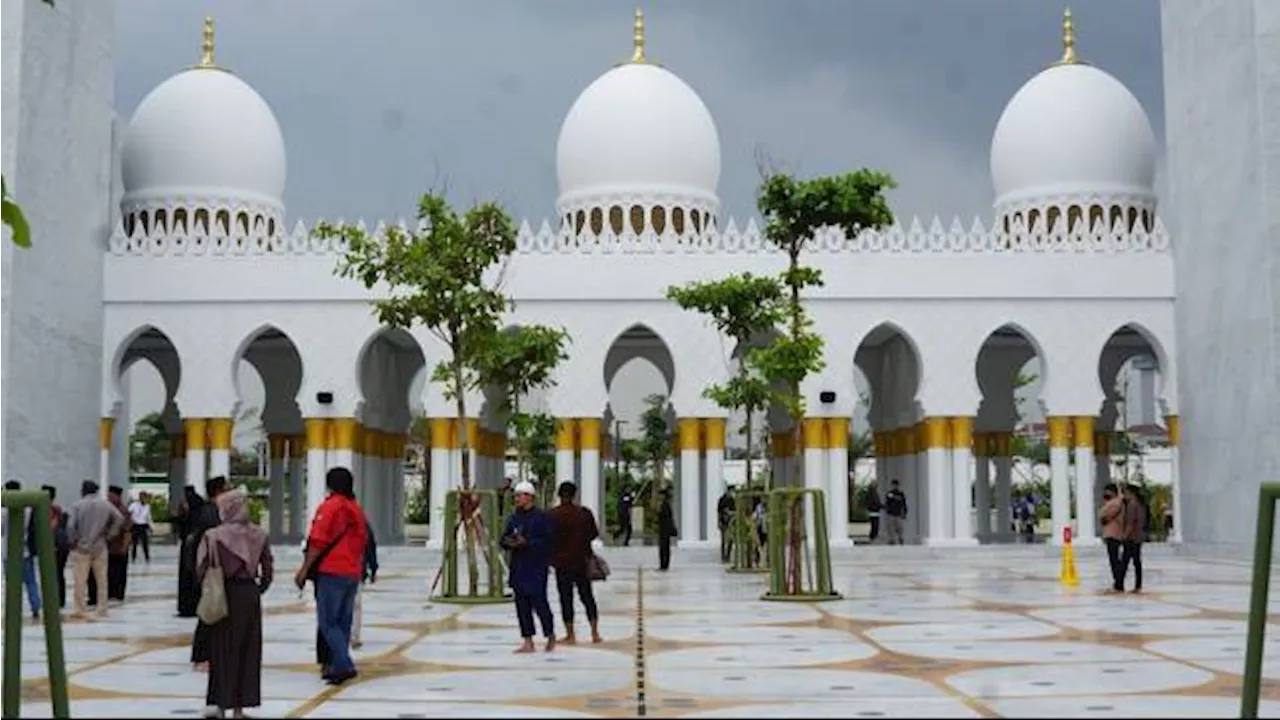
501,481,556,653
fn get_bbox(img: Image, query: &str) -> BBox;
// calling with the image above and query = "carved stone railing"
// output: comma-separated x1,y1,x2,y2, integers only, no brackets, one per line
106,214,1171,258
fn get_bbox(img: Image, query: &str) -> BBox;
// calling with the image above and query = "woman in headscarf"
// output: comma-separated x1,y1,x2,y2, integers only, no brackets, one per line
197,488,272,719
187,476,228,670
176,486,206,618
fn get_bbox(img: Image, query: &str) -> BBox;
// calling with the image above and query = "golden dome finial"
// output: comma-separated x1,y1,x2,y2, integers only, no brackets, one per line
630,7,646,64
199,16,216,67
1059,8,1078,65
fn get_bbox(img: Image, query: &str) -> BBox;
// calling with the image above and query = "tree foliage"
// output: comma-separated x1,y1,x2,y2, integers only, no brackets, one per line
129,413,169,473
638,393,672,507
666,272,783,487
320,191,517,491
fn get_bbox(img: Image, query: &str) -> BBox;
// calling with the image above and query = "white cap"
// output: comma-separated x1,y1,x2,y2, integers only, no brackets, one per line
513,481,537,496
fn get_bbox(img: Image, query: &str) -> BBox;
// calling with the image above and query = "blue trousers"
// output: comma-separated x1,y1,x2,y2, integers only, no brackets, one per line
514,592,554,639
3,555,41,615
315,573,359,674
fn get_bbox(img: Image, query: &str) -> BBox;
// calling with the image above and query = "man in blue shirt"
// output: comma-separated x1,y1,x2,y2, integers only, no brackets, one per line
502,481,555,653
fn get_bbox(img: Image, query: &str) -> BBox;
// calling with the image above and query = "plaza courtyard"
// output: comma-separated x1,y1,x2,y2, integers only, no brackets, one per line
10,544,1280,718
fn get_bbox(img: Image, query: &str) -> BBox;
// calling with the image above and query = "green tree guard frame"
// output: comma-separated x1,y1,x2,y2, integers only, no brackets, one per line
2,490,70,718
760,487,840,602
727,488,769,574
432,489,510,605
1241,482,1280,718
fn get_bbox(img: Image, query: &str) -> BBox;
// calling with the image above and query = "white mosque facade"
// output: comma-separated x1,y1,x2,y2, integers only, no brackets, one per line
16,9,1184,550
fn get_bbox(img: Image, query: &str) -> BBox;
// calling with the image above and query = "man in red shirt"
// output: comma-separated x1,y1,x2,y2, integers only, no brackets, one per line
295,467,367,685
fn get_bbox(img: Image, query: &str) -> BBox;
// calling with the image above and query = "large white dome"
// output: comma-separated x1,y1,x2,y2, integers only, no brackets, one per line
122,67,286,208
991,62,1156,209
556,62,720,209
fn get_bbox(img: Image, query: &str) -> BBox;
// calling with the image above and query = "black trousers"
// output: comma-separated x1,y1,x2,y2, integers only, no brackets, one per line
107,553,128,600
869,515,880,542
658,535,672,570
1105,538,1124,590
614,520,632,546
1120,541,1143,590
55,547,69,608
131,524,151,562
514,592,554,639
555,568,599,627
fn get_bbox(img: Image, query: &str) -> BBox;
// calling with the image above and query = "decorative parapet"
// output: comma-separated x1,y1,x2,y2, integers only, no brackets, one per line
106,213,1171,258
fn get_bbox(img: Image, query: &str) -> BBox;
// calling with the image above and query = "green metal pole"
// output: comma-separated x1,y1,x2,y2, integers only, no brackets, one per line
1241,483,1278,719
3,505,25,719
812,490,833,596
443,490,459,598
484,491,501,598
31,496,68,718
767,490,785,596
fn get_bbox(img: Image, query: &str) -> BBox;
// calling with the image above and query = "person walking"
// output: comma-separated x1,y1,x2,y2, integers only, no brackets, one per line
657,487,677,571
67,480,124,619
883,480,908,545
613,485,634,546
197,489,272,720
190,477,229,671
295,467,367,686
1099,484,1126,593
502,480,556,654
41,485,70,609
716,487,735,563
548,481,602,645
866,484,882,544
1119,483,1146,593
2,480,43,620
104,486,133,603
129,491,153,564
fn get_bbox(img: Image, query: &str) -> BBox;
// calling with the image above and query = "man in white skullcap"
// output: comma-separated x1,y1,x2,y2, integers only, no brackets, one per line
500,480,556,653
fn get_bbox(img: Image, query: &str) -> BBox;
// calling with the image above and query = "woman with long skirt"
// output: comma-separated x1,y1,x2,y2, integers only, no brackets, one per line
196,489,272,719
188,477,228,669
177,487,205,617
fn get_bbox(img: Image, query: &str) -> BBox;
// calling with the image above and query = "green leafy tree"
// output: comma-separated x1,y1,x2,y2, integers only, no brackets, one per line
129,413,170,473
510,412,557,505
638,393,672,510
667,273,784,489
475,325,570,485
319,191,517,598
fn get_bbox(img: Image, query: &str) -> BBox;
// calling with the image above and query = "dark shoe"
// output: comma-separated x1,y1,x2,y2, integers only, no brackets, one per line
325,669,357,686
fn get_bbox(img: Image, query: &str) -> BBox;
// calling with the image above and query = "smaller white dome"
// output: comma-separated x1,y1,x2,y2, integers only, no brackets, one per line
556,62,720,206
990,62,1156,209
122,67,286,207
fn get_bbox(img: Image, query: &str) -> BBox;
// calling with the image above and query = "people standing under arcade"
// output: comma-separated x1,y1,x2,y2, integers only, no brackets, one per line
1119,483,1146,593
1099,484,1126,592
295,467,367,686
67,480,124,619
129,491,153,564
548,481,602,645
104,486,134,603
190,476,229,670
883,480,908,546
614,484,634,546
717,487,735,563
502,480,556,653
197,489,272,719
657,487,677,571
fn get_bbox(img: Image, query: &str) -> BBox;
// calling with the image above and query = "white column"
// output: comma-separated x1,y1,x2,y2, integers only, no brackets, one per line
1048,417,1071,547
1167,414,1183,543
268,435,286,541
287,437,305,540
207,418,233,481
579,418,602,526
329,418,356,476
974,437,991,540
801,419,826,548
950,417,975,544
167,435,186,510
388,434,406,544
826,418,851,548
360,428,381,536
303,419,330,535
677,418,703,544
185,419,209,496
428,419,453,547
98,419,114,490
1072,417,1099,546
555,419,576,490
924,418,953,544
704,418,727,547
994,434,1013,540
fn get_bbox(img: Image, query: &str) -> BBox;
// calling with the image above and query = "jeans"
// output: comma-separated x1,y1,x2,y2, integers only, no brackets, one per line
555,568,598,627
131,524,151,562
315,573,359,675
514,593,554,639
22,556,40,614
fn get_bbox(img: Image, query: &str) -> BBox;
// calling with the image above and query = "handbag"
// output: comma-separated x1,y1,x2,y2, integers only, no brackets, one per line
196,535,229,625
586,551,611,582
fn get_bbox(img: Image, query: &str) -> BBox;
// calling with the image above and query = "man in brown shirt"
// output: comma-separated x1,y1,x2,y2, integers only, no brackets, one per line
1119,483,1147,593
547,482,602,644
1099,484,1126,592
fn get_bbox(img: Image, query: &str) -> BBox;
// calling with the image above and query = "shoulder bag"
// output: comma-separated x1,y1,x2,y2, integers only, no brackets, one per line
583,507,610,581
304,512,352,583
196,535,229,625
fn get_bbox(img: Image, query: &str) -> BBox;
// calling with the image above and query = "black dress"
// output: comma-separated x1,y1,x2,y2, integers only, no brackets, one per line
205,542,273,711
184,502,221,662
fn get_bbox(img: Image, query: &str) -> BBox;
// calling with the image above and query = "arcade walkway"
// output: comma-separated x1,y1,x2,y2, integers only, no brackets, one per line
11,544,1280,717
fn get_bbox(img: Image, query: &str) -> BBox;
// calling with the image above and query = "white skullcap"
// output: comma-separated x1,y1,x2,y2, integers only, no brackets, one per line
513,481,537,496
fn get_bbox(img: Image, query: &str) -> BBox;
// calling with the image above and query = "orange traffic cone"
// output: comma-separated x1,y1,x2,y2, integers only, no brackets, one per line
1059,526,1079,587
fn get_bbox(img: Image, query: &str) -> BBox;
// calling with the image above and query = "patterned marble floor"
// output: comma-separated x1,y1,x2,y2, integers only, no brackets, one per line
8,543,1280,718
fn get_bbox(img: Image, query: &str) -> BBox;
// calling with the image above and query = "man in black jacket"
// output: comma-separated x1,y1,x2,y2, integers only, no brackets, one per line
883,480,908,545
657,488,677,571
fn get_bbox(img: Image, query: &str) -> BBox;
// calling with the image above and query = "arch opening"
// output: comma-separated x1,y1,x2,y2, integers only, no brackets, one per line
113,326,184,510
358,327,427,545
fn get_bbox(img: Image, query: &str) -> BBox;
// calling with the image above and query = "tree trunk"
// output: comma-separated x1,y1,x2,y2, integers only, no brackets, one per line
452,354,480,597
744,405,755,488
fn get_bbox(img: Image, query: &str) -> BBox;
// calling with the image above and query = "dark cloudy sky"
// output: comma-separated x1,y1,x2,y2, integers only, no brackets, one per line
115,0,1164,225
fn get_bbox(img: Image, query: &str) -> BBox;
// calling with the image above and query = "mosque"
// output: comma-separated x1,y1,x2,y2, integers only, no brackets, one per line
17,8,1182,551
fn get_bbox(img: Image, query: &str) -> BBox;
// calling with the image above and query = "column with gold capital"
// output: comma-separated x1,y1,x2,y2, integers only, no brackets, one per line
922,417,952,543
208,418,234,480
99,418,115,492
184,418,208,496
287,434,306,541
703,417,728,547
578,418,603,525
427,418,454,546
825,417,852,548
267,434,287,541
554,419,577,489
677,418,703,544
801,418,828,547
1046,416,1072,546
303,418,331,533
948,417,976,544
1166,415,1182,543
993,432,1013,539
973,433,991,539
1072,416,1099,545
